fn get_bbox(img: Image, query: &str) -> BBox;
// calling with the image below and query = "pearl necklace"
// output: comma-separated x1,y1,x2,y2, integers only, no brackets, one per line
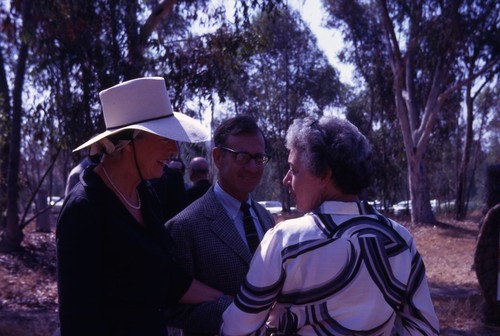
102,165,141,210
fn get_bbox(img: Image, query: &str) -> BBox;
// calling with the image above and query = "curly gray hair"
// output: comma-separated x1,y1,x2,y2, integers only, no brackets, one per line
285,116,373,195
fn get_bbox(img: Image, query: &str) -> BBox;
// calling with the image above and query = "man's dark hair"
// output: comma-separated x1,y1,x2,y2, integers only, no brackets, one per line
213,115,266,148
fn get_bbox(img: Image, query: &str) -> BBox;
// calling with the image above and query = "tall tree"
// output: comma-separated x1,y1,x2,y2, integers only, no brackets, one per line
233,8,342,207
0,18,12,232
0,0,284,250
323,0,499,223
454,0,499,219
152,6,341,208
327,0,403,208
1,0,33,251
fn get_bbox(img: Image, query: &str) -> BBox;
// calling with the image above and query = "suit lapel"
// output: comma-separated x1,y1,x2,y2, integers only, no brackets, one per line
202,191,253,264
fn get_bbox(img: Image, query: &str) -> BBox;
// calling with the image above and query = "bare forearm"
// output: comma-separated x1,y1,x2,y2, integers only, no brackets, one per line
179,279,223,304
166,295,233,334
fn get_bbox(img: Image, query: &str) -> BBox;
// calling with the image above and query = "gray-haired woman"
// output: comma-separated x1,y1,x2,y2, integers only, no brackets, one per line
222,116,439,335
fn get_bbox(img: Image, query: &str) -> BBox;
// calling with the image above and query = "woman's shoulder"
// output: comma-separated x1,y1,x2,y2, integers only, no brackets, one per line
276,213,315,228
60,167,108,218
266,214,318,241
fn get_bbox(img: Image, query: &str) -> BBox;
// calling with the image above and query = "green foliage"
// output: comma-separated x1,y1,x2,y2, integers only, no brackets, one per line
1,0,497,236
153,6,343,205
235,8,342,204
322,0,499,222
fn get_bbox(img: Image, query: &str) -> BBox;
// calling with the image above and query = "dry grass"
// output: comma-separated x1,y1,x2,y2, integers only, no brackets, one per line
1,212,500,335
0,225,58,336
404,213,499,335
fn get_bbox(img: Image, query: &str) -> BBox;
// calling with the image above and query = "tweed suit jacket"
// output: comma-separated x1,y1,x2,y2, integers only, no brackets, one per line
165,186,275,336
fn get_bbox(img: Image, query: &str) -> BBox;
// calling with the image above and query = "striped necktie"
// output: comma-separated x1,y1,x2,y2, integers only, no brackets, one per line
241,202,259,254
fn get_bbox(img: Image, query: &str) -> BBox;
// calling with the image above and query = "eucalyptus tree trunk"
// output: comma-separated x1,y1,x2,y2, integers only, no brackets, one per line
455,82,474,220
455,55,492,220
0,46,11,232
1,0,31,251
124,0,177,79
378,0,437,224
408,158,435,224
324,0,499,223
3,45,28,251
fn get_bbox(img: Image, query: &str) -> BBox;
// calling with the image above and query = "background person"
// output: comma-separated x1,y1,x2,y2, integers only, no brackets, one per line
149,157,189,223
168,156,190,189
165,115,275,335
64,156,92,197
64,142,101,197
185,156,212,205
56,77,222,336
221,116,439,335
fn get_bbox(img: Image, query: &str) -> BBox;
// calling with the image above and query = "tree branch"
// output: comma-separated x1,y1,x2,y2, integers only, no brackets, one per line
140,0,178,49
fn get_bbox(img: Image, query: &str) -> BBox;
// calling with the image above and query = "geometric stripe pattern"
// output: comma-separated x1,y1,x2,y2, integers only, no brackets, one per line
222,201,440,335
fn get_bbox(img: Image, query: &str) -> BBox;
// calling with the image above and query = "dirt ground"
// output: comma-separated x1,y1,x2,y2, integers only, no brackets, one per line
408,213,499,336
1,212,500,336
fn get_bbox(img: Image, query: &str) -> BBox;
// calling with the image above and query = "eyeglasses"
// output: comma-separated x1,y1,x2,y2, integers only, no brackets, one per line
218,146,271,166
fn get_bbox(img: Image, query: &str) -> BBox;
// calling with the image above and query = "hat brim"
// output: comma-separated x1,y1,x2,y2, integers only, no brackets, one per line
73,112,209,152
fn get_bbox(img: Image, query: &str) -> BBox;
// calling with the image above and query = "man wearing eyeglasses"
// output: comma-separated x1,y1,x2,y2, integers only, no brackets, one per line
165,115,275,336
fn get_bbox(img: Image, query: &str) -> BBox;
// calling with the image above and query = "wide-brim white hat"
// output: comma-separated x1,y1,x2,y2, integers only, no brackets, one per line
74,77,209,151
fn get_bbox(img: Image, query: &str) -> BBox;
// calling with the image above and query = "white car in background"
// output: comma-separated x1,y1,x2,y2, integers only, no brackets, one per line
368,200,383,211
258,201,283,215
392,199,440,216
392,200,411,216
47,196,64,213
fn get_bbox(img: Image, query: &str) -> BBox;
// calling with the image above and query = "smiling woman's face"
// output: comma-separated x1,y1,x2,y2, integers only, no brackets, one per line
134,132,178,179
282,148,327,213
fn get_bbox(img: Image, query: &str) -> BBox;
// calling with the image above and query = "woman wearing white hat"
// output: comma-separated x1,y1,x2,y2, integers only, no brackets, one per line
56,77,222,336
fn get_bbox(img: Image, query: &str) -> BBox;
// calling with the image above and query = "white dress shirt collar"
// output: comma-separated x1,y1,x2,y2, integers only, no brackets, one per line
317,201,361,215
214,182,250,220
